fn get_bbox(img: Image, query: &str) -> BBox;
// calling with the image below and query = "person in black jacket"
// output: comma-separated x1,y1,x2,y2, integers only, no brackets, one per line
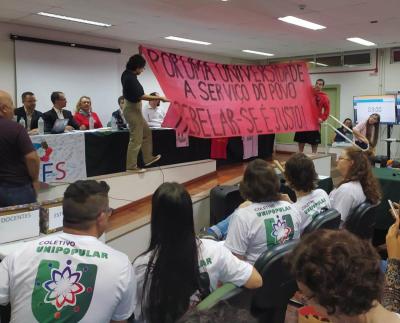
42,91,79,133
111,96,128,129
14,91,43,135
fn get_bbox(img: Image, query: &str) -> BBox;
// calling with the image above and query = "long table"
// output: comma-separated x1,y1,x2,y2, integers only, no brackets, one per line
85,129,275,177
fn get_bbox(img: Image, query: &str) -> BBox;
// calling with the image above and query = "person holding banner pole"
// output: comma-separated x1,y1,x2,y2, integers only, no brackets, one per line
294,79,330,154
121,54,169,173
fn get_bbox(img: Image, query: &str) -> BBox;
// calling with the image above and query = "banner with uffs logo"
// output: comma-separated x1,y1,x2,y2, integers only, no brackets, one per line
30,132,87,183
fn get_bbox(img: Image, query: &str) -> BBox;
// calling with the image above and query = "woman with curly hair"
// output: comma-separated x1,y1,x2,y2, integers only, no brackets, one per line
291,229,400,322
329,146,381,222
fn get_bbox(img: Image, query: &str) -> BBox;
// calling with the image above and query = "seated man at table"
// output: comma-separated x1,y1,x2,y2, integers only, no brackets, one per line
43,91,79,133
111,96,128,129
0,180,136,322
142,92,168,128
14,91,43,135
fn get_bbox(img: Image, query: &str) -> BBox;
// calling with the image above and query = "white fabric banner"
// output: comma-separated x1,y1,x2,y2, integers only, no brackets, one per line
30,132,87,184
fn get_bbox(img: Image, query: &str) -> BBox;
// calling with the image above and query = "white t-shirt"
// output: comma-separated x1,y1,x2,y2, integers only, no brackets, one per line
0,232,136,323
224,200,302,264
293,189,331,231
329,181,366,222
132,238,253,322
142,104,168,128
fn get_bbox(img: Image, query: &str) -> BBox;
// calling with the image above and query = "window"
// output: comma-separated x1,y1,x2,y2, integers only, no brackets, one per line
391,48,400,63
344,52,371,66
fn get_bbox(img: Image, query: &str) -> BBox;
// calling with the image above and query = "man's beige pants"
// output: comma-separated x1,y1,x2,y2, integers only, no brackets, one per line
123,100,153,169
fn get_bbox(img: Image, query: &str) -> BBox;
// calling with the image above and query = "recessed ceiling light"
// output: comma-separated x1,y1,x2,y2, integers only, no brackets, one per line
37,12,112,27
347,37,376,46
242,50,274,57
309,61,328,67
278,16,326,30
164,36,211,45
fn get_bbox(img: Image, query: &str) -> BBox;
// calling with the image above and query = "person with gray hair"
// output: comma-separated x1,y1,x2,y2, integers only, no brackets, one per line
0,180,136,323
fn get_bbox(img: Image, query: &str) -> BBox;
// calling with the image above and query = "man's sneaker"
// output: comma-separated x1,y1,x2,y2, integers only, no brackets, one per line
126,167,146,173
144,154,161,167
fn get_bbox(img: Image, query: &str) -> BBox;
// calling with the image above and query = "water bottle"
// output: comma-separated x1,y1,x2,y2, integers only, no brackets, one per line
111,117,118,131
19,118,26,128
89,114,94,130
38,117,44,135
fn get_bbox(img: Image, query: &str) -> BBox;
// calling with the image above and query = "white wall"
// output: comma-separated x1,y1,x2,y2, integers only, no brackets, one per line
0,22,250,112
310,49,400,157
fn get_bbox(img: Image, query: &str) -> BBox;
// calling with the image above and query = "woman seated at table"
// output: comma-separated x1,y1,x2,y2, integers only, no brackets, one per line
333,118,353,143
283,153,331,231
132,182,262,323
352,113,380,151
291,229,400,323
329,146,381,223
73,96,103,130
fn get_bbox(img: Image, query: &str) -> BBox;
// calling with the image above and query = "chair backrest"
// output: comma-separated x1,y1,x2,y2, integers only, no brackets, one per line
303,208,341,234
344,201,380,240
209,185,244,224
252,240,299,310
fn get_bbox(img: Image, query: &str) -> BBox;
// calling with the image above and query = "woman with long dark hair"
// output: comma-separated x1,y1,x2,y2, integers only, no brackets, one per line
353,113,380,150
132,182,262,323
329,146,381,222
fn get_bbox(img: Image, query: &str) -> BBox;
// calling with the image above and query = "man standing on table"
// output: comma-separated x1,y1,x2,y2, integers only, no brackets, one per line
294,79,330,154
0,90,40,207
121,54,169,173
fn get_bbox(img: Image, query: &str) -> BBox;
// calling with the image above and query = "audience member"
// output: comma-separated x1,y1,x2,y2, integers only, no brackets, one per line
73,96,103,130
0,180,136,322
132,182,262,323
222,159,302,264
329,146,381,223
0,90,40,207
353,113,380,150
177,302,257,323
333,118,353,143
42,91,79,133
283,153,331,230
207,160,302,251
142,92,168,128
112,96,128,129
291,229,400,322
383,204,400,314
121,54,168,172
14,91,43,135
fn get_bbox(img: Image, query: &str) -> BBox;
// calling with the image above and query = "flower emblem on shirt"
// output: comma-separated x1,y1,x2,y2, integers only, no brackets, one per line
271,218,292,244
43,265,85,310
